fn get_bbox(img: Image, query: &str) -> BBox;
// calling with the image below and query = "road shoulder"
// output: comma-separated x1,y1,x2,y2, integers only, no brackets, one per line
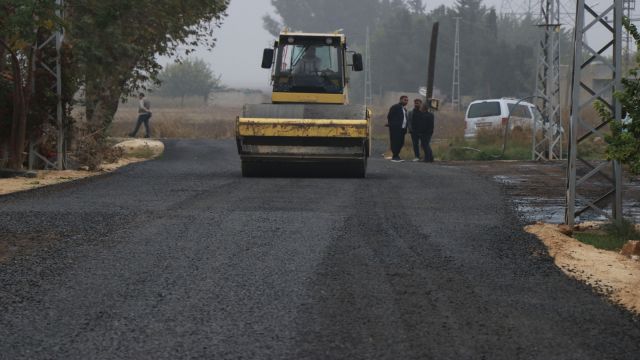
0,139,164,196
527,223,640,315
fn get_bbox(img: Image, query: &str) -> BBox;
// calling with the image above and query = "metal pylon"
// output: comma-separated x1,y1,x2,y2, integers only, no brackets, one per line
623,0,637,69
533,0,563,160
451,17,461,112
30,0,66,170
565,0,624,226
364,26,373,108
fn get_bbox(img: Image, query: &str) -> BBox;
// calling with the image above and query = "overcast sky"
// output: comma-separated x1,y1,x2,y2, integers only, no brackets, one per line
197,0,506,90
186,0,631,90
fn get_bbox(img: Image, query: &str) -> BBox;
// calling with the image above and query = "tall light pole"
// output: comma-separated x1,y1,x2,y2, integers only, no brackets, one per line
451,17,461,112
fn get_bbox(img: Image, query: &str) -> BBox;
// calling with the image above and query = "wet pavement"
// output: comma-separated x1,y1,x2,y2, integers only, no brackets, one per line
444,160,640,224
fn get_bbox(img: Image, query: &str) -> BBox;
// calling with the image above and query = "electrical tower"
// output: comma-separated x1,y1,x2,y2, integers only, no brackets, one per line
623,0,637,69
364,26,373,108
566,0,624,226
533,0,563,160
29,0,66,170
451,17,461,112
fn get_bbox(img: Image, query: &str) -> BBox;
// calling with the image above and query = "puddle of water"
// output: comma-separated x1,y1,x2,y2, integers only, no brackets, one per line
493,175,526,185
513,197,640,224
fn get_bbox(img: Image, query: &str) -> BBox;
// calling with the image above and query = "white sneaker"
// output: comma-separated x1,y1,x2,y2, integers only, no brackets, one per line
412,157,420,162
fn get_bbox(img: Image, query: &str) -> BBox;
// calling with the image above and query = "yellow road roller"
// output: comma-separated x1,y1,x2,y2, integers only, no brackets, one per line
236,30,371,177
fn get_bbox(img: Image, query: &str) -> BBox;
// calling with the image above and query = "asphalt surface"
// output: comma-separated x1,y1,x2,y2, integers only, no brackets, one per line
0,139,639,359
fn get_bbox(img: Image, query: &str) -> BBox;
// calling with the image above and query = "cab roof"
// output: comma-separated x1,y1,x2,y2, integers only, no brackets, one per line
279,30,346,44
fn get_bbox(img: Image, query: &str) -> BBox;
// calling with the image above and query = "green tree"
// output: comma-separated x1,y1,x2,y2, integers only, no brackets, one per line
68,0,229,140
598,18,640,174
0,0,63,169
262,0,565,103
156,58,222,106
264,0,387,45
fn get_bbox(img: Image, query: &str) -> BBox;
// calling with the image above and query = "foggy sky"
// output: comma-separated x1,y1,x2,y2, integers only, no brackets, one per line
193,0,506,90
193,0,630,90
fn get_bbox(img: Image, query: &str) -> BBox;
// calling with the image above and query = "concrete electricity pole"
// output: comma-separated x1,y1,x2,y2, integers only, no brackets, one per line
451,17,461,112
364,26,373,108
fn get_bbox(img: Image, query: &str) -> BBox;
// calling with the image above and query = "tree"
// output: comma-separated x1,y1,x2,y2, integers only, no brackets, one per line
407,0,425,14
156,59,222,106
0,0,63,169
263,0,563,103
68,0,229,141
264,0,386,45
598,18,640,174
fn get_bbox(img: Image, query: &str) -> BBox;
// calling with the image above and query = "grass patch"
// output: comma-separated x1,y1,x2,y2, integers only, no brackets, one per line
110,106,238,139
574,220,640,251
433,128,534,161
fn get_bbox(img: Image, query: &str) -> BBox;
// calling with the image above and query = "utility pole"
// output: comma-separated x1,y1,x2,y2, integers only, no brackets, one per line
364,26,373,108
566,0,624,226
533,0,563,160
451,17,461,112
425,22,439,104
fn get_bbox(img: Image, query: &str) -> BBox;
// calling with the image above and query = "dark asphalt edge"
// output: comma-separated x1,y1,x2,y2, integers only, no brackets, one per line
0,158,158,203
459,164,640,322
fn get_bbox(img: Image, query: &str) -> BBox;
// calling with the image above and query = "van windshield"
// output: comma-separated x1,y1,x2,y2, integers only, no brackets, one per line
468,102,500,118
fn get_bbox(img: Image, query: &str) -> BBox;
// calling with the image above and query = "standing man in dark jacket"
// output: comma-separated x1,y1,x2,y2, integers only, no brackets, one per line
386,95,409,162
410,103,435,162
407,98,424,161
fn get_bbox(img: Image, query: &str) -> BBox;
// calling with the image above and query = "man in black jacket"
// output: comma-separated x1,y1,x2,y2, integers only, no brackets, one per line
411,103,435,162
407,98,423,161
386,95,409,162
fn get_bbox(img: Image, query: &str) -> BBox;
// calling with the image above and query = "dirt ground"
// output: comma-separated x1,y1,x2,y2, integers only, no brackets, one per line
450,160,640,315
446,160,640,224
526,223,640,315
0,139,164,196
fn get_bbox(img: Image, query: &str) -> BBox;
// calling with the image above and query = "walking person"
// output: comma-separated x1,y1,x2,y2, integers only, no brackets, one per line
386,95,409,162
407,98,423,162
410,102,435,162
129,93,152,138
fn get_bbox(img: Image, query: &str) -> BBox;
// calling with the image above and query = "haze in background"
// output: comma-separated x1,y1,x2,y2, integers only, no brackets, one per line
189,0,276,90
189,0,633,90
186,0,506,90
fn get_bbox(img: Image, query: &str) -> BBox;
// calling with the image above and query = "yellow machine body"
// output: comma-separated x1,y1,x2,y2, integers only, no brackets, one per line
236,31,370,177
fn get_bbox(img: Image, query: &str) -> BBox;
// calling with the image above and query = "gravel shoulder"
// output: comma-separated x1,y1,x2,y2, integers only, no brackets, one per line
526,222,640,314
0,139,164,196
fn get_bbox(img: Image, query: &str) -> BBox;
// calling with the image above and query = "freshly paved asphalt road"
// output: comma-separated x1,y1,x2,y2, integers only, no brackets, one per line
1,139,639,359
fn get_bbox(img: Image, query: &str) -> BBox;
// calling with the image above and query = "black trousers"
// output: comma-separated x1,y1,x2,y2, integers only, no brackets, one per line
131,113,152,137
410,132,433,161
389,126,406,158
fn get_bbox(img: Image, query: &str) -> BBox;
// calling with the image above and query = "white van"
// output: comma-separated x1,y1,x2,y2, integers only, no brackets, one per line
464,98,545,139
